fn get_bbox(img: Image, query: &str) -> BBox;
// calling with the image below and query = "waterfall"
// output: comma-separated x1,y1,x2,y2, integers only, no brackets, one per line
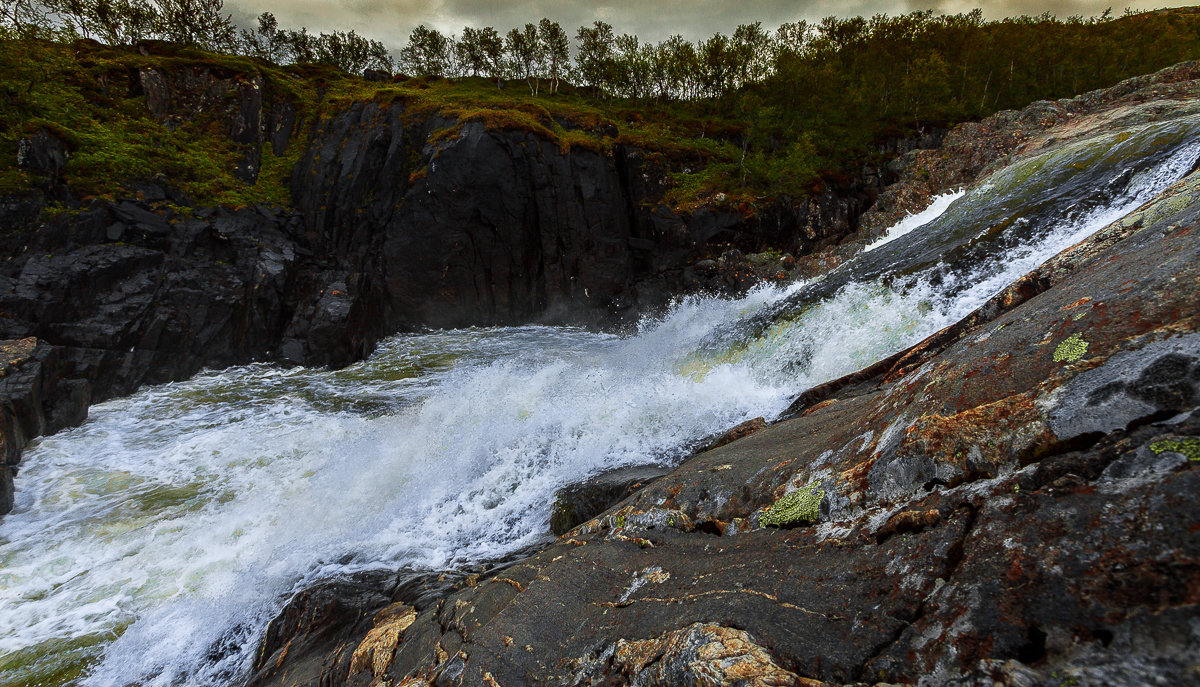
1,114,1198,687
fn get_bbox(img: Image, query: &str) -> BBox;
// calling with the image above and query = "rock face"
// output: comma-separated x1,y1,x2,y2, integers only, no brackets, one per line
0,199,369,389
247,72,1200,687
0,338,89,512
289,109,921,333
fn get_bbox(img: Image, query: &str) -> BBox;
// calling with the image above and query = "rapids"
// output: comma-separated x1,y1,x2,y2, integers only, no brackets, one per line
1,114,1199,687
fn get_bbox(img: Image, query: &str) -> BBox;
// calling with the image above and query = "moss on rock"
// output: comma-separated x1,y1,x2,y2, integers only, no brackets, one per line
1054,332,1090,363
1148,436,1200,461
759,482,825,527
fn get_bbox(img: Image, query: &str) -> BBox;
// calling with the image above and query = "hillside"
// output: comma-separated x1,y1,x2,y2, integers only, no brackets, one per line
0,11,1199,687
5,8,1200,213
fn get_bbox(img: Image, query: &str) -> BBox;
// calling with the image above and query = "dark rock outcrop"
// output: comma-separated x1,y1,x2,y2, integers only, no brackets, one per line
0,338,89,512
246,72,1200,687
135,64,296,184
549,465,671,536
16,128,72,202
0,202,326,398
0,198,380,514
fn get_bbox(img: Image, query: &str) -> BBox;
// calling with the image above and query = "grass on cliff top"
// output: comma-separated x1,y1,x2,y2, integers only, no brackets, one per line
0,39,759,211
300,71,764,208
0,39,306,205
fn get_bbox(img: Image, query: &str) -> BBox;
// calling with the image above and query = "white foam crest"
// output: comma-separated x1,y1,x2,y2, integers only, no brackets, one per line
863,189,966,252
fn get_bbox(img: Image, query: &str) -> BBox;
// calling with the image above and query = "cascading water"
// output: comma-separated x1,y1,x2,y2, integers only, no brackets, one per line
862,189,966,253
1,114,1198,687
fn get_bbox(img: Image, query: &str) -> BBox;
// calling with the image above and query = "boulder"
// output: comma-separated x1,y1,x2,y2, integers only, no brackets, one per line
17,129,71,201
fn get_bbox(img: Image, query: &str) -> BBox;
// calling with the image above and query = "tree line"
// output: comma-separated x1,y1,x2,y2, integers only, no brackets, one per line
1,0,394,73
0,0,796,98
757,9,1200,162
5,0,1199,113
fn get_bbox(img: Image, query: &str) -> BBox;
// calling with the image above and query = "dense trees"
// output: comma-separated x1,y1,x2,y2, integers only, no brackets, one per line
539,18,569,94
6,2,1198,114
398,24,450,77
573,20,614,96
0,1,393,72
507,23,545,94
237,12,392,73
3,0,236,50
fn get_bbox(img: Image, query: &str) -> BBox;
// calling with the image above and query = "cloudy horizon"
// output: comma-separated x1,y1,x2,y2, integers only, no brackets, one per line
222,1,1195,48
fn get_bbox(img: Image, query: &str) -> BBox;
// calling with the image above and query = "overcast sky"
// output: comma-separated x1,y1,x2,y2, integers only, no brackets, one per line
224,1,1194,47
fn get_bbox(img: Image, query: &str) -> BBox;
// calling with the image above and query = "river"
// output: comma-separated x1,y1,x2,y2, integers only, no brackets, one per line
2,115,1198,687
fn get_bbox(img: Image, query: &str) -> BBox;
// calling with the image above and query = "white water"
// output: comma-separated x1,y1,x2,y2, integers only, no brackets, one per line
862,189,965,252
1,121,1198,687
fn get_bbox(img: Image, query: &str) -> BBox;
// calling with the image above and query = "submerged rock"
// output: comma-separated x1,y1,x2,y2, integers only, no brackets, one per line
703,416,768,451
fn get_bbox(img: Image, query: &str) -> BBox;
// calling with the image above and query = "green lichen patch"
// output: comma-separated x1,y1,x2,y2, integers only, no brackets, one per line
1148,437,1200,461
759,482,825,528
1053,333,1090,362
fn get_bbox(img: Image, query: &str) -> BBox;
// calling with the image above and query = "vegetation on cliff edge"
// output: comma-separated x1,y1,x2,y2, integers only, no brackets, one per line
2,7,1200,212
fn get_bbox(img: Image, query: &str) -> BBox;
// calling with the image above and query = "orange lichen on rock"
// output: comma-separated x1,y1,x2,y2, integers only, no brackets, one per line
0,337,39,377
606,623,805,686
900,392,1048,479
349,602,417,679
877,509,942,541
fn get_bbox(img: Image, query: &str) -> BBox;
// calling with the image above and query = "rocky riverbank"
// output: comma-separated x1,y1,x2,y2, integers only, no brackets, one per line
245,66,1200,686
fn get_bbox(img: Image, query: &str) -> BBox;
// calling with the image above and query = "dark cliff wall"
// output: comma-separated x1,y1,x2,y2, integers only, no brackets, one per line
291,106,644,331
290,102,933,332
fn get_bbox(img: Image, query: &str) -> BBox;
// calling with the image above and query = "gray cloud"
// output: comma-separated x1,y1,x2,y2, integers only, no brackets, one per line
225,0,1192,48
